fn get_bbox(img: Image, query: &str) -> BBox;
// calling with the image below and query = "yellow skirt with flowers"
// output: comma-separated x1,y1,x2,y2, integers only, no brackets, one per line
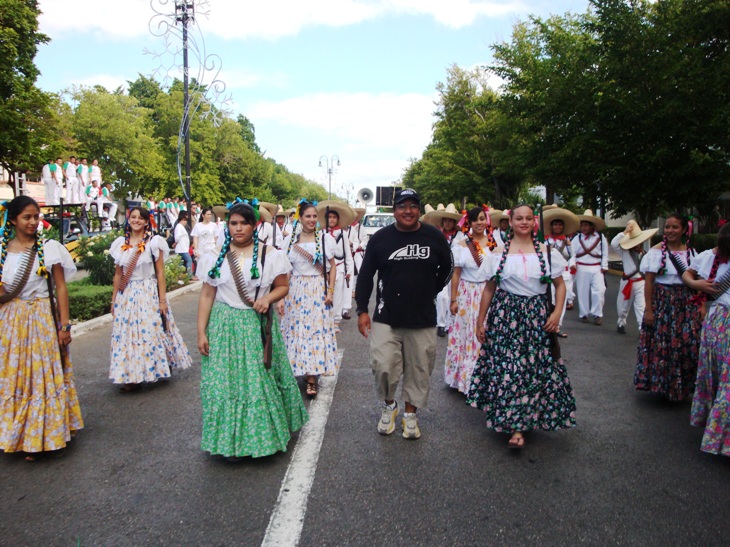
0,297,84,454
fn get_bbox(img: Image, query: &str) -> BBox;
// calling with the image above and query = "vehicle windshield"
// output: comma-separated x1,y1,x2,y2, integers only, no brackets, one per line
363,215,395,228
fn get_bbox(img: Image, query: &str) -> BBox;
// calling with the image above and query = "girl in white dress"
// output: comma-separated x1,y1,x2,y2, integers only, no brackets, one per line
278,200,338,397
109,207,192,391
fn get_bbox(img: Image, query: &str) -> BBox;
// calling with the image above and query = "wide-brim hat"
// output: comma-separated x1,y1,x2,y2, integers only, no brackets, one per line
577,209,606,232
542,207,580,235
212,205,227,220
316,200,357,229
620,220,658,249
213,202,273,223
420,204,435,223
353,207,366,223
489,209,509,225
426,203,462,226
274,204,287,217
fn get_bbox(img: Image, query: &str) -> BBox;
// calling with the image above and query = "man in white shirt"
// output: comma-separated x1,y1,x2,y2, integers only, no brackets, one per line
77,158,90,199
90,159,102,185
319,203,355,332
344,208,367,319
99,183,118,229
64,156,81,204
570,210,609,325
42,159,56,205
85,179,101,212
543,206,580,337
610,221,657,334
51,157,64,204
271,206,290,250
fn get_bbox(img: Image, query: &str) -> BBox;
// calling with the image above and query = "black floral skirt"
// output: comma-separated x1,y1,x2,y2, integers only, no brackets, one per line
466,289,577,433
634,283,700,401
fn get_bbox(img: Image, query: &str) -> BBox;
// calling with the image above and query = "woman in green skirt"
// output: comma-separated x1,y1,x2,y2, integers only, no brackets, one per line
197,200,307,458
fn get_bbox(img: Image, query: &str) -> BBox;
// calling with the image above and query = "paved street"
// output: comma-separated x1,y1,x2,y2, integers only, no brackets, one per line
2,275,729,546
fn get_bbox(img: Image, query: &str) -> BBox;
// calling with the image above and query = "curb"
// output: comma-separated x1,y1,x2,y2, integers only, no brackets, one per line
72,280,203,338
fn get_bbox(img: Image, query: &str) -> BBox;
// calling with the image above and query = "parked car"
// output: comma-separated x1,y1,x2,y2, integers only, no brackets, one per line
361,213,395,237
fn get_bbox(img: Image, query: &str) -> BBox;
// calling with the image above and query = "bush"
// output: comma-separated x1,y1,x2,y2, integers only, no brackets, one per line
68,283,114,322
164,254,192,292
74,230,123,286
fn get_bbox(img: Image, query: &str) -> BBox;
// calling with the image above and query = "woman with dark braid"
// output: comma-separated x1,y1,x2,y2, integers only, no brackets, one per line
444,206,495,394
466,205,576,449
197,201,307,459
109,207,191,392
0,196,83,460
634,212,699,401
278,200,338,398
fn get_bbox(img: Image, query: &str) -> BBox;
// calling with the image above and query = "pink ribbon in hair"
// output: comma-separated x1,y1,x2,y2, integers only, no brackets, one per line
457,211,468,230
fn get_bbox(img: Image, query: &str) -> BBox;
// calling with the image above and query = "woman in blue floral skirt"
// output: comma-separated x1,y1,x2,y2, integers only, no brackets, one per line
466,204,576,449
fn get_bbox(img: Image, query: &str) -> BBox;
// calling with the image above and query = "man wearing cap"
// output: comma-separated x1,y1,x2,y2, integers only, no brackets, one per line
610,221,656,334
356,188,453,440
571,210,609,325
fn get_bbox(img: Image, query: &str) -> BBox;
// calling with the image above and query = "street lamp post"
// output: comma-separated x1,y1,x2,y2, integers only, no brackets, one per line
318,155,340,200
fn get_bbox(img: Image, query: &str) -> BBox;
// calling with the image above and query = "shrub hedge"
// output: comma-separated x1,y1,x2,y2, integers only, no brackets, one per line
68,283,114,322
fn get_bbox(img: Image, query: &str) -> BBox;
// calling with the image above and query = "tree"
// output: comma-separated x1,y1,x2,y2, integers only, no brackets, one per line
403,65,523,209
589,0,730,226
71,86,166,196
0,0,59,182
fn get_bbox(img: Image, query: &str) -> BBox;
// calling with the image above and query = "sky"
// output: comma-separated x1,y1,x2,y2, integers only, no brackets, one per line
35,0,589,204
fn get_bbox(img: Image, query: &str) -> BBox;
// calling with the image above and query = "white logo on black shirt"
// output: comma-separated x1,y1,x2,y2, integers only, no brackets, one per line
388,244,431,261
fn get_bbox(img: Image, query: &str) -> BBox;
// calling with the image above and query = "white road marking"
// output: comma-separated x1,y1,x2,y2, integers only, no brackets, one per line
261,372,339,546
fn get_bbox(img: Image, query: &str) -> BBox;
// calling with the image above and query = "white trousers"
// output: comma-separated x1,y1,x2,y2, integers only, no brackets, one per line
564,269,574,304
332,266,346,323
617,277,645,327
66,177,82,204
347,251,364,312
574,266,606,319
553,268,573,329
436,285,451,328
43,178,57,205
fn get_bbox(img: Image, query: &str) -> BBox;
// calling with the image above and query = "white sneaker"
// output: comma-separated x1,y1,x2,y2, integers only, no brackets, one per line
402,412,421,440
377,402,398,435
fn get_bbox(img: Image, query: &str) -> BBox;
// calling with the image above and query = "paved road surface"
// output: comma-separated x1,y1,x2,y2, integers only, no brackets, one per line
2,275,729,546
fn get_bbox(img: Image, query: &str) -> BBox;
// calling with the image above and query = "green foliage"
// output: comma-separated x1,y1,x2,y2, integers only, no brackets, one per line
164,254,191,292
403,65,524,209
67,282,113,321
0,0,58,177
74,230,122,286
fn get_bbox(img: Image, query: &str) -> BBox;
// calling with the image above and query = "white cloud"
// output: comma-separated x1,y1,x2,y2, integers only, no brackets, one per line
246,91,436,201
248,91,435,155
39,0,528,41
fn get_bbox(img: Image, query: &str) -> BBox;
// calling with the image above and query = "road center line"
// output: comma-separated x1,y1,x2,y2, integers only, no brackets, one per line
261,371,339,546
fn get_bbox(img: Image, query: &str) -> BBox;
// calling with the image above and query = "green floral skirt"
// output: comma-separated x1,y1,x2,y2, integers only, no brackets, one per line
201,302,308,458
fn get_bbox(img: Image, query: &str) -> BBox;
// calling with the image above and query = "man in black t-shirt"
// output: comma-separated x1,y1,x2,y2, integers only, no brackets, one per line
355,188,453,440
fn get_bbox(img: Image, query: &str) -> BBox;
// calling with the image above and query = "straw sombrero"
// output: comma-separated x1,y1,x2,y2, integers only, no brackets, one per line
577,209,606,232
316,200,357,229
619,220,658,250
424,203,462,227
212,202,273,223
420,204,435,223
542,207,580,235
489,209,509,226
353,207,366,223
274,204,287,217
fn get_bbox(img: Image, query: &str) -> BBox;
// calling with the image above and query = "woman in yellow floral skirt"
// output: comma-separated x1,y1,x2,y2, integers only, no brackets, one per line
0,196,83,461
